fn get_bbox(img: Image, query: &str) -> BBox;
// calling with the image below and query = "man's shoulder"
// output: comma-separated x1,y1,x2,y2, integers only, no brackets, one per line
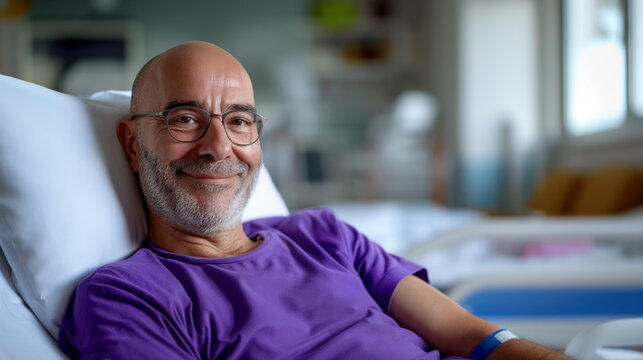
78,247,166,289
243,208,340,233
244,208,353,257
61,247,190,342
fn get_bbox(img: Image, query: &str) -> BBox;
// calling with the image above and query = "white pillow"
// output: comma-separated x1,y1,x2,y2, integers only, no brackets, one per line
0,75,288,337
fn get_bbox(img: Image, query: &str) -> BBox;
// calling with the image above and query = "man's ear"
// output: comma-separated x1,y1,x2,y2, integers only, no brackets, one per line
117,117,140,172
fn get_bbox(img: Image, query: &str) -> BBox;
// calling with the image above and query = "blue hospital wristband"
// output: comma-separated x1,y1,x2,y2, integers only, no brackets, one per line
470,329,519,360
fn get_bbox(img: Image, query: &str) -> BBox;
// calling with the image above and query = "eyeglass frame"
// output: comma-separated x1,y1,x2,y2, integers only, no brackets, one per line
129,105,264,146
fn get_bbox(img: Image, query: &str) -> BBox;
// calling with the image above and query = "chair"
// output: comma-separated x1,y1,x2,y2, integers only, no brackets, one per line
0,75,289,359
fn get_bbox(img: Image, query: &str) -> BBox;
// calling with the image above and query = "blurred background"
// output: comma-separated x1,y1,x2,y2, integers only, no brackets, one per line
2,0,643,349
1,0,642,211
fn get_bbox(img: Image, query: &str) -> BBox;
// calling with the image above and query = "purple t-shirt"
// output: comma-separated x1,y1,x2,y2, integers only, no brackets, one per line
58,209,441,359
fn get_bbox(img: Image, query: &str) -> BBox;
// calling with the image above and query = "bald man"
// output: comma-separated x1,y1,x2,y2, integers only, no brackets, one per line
58,42,571,360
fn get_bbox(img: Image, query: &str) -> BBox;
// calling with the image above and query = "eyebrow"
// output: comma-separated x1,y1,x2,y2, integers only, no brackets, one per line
163,101,256,113
163,101,203,111
226,103,256,113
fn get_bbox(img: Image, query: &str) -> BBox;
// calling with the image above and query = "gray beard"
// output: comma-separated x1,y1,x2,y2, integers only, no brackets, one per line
137,145,259,237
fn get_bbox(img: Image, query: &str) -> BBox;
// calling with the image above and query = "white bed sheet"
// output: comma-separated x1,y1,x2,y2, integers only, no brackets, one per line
0,251,68,360
326,201,643,290
325,201,482,256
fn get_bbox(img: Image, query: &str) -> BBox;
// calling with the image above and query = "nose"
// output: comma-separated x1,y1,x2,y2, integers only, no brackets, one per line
195,118,232,160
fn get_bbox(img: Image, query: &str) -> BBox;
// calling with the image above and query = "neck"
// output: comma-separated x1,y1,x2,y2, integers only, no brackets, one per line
147,211,260,258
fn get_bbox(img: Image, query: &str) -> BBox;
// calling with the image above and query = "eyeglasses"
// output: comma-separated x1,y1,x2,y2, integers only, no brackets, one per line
130,106,264,145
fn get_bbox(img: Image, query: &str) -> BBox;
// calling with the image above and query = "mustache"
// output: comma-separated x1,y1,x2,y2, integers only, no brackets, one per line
170,157,249,176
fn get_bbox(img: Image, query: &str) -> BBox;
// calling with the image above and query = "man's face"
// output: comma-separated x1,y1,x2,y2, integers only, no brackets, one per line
130,46,261,236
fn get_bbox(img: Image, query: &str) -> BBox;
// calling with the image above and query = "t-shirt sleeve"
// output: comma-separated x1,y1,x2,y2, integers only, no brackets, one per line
329,210,429,313
58,271,199,360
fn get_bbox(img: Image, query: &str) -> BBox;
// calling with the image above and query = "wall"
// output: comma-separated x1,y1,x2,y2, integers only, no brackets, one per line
456,0,539,210
27,0,310,98
423,0,461,206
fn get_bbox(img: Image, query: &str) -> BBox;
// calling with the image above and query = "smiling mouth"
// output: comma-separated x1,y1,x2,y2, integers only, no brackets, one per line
179,171,239,185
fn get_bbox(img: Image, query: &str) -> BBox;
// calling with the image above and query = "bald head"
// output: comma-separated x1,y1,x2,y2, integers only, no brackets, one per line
130,41,254,115
119,41,262,240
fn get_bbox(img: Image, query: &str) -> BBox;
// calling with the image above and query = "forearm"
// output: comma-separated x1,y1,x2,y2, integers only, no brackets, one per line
390,275,575,359
390,275,497,357
488,338,574,360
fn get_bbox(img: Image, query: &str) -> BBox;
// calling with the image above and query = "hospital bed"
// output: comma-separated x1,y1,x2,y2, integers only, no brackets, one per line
328,201,643,349
1,74,641,358
0,75,289,359
404,213,643,348
566,317,643,359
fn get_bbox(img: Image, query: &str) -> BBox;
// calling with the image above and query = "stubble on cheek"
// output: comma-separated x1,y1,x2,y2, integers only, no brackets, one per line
136,145,258,236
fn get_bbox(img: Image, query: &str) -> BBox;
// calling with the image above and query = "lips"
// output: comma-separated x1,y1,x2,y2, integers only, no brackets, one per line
179,170,238,185
184,172,237,179
171,158,249,183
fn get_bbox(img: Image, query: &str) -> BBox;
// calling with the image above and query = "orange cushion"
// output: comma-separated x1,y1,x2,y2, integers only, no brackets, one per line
570,166,643,215
529,168,584,215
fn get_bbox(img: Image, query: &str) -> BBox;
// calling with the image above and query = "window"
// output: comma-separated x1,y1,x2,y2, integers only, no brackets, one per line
564,0,625,136
631,0,643,116
564,0,641,136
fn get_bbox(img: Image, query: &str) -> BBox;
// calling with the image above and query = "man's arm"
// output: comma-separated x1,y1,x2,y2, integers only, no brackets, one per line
389,275,573,359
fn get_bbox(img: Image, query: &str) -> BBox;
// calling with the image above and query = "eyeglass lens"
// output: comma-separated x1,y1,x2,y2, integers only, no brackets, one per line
166,107,262,144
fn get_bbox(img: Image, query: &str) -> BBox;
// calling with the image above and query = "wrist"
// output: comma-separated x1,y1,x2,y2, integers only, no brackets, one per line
470,329,519,360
